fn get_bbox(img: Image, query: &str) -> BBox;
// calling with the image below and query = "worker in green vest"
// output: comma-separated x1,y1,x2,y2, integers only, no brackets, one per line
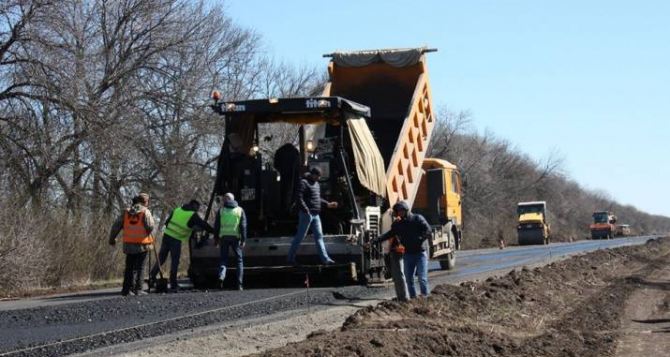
149,199,214,291
214,193,247,290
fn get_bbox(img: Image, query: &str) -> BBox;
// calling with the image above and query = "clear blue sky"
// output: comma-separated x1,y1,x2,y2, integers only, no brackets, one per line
226,0,670,217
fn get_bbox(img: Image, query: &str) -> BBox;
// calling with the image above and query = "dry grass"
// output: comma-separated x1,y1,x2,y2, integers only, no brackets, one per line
0,203,124,296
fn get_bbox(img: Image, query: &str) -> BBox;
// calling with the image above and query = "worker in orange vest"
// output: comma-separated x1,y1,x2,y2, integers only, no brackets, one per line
109,193,155,296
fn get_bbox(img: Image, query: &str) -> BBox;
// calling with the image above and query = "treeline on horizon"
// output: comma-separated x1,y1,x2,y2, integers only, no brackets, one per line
0,1,667,295
429,111,670,248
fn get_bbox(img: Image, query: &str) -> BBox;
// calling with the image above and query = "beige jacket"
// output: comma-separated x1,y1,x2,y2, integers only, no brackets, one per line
109,204,155,254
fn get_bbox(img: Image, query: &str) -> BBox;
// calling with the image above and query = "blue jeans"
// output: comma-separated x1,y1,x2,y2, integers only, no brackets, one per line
404,251,429,298
287,211,333,264
219,237,243,287
150,235,181,288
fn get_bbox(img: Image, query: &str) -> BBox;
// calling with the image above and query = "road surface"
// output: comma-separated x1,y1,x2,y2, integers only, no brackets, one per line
0,235,657,357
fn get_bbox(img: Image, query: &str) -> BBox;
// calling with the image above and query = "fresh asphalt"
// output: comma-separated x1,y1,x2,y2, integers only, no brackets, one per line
0,235,659,357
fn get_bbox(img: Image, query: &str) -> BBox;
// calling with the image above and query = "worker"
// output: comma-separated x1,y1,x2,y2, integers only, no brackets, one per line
149,199,215,291
287,167,339,265
214,193,247,290
368,221,409,301
371,201,432,299
109,193,154,296
498,229,506,249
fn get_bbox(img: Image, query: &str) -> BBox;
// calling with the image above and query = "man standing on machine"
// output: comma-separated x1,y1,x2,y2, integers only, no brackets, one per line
287,167,339,265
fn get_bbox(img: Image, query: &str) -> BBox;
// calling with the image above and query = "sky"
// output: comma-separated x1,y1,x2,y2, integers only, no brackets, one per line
226,0,670,217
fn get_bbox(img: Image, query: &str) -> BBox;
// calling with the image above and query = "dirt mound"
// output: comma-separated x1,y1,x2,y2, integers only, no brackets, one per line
255,238,669,357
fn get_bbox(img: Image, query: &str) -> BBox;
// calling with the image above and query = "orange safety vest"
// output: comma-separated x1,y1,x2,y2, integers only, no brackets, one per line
122,210,153,244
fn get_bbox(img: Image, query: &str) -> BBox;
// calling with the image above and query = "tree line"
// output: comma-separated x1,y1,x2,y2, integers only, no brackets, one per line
0,0,320,294
429,109,670,248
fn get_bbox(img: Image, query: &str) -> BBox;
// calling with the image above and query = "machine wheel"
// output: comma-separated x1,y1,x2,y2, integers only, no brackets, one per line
439,252,456,270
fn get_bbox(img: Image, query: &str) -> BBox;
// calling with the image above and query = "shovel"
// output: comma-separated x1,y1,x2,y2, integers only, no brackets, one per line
150,235,169,293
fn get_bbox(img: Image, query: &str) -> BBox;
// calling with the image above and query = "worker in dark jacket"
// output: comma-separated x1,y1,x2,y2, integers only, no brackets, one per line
287,167,338,265
372,201,432,298
214,193,247,290
149,199,214,291
109,193,154,296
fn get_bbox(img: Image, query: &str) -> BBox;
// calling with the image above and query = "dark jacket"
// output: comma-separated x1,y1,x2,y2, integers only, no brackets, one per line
375,202,432,254
164,203,215,240
214,199,248,242
295,176,327,214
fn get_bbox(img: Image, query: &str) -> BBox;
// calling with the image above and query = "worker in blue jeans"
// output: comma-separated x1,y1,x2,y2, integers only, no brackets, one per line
372,201,431,298
214,193,247,290
287,167,339,265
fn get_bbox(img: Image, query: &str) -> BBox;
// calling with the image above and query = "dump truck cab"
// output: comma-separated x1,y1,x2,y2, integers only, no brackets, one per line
590,211,617,239
413,158,463,269
517,201,550,245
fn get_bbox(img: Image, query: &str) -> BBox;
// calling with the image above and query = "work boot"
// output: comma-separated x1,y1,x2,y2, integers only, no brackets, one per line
238,285,244,291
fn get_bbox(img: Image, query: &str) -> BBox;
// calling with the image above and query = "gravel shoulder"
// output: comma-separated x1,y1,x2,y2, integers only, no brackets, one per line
85,301,381,357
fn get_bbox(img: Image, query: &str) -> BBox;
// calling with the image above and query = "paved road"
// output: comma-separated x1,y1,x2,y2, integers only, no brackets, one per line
0,236,658,357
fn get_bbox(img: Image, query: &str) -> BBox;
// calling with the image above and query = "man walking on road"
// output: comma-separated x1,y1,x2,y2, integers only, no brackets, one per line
287,167,339,265
214,193,247,290
109,193,155,296
149,199,214,291
371,201,432,299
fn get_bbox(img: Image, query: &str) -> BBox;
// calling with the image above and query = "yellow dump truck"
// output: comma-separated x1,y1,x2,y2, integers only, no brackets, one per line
189,48,462,286
517,201,550,245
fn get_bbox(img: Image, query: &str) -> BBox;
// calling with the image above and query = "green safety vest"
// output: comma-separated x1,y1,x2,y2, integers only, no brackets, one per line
219,207,243,238
164,207,196,242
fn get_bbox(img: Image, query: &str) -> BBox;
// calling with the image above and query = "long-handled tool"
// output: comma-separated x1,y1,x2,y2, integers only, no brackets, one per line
150,235,169,293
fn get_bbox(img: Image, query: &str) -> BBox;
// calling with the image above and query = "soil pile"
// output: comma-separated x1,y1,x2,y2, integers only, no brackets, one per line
256,238,669,357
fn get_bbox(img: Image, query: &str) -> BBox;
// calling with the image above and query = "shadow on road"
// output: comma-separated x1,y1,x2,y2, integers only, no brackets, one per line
45,290,120,301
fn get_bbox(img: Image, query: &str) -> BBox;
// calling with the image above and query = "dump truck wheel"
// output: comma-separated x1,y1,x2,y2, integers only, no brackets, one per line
439,252,456,270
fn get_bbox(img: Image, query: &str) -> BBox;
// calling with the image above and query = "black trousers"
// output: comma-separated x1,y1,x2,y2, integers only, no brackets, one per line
150,235,181,288
122,252,148,295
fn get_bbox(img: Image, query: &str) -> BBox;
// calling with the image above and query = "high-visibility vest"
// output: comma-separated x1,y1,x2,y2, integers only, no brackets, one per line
122,210,153,244
163,207,196,242
219,207,243,238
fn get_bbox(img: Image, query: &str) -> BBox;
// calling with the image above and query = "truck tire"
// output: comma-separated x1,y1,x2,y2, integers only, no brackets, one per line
439,252,456,270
